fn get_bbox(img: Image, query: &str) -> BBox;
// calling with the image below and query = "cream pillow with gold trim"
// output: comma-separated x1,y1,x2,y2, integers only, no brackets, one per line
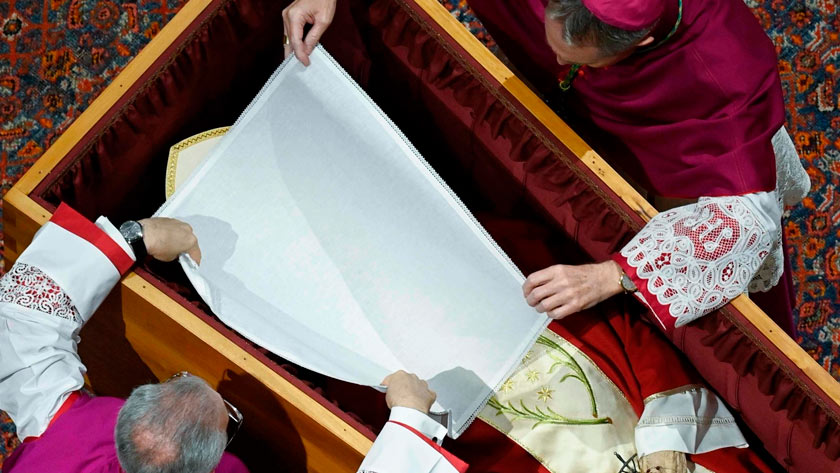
165,127,230,198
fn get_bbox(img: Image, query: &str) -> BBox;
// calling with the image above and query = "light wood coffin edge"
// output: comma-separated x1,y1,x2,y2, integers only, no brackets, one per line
3,0,838,464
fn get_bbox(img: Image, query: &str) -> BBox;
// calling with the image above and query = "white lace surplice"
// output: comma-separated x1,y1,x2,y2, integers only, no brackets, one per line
156,47,549,438
618,127,810,330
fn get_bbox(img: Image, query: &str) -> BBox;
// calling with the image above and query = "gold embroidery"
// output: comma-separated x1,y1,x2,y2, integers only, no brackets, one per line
165,127,231,198
537,386,555,402
525,369,541,382
521,350,534,365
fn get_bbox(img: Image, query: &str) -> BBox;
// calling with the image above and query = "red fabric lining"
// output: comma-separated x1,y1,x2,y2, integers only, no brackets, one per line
675,310,840,468
50,203,133,275
387,421,469,473
369,0,639,265
34,0,287,223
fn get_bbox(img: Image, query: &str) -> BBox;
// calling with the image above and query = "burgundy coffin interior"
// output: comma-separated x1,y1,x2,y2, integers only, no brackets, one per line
28,0,839,470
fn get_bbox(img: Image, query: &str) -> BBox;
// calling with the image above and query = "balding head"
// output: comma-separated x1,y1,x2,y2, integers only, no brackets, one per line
115,375,227,473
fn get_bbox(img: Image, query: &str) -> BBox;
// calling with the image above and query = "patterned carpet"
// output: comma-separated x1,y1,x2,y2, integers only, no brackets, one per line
0,0,837,467
0,0,189,466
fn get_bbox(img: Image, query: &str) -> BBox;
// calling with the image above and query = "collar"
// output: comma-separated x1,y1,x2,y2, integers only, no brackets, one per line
641,0,683,52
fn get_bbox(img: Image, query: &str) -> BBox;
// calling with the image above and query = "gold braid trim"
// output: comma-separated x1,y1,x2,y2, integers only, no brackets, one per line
165,126,230,198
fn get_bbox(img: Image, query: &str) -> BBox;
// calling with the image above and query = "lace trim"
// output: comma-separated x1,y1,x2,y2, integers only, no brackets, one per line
0,263,81,323
621,196,777,327
772,127,810,206
620,127,808,324
637,416,737,426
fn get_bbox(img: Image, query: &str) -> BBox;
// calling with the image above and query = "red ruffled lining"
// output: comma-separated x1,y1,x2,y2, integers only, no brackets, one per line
676,308,840,468
368,0,639,264
33,0,288,222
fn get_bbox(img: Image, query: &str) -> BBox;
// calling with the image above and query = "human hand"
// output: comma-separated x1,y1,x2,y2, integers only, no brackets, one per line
522,260,623,320
282,0,337,66
382,370,436,414
638,450,687,473
138,218,201,264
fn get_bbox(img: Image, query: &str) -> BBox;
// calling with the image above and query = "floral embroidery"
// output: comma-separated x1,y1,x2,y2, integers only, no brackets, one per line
486,334,612,427
0,263,81,323
480,330,636,471
536,386,554,402
486,397,611,427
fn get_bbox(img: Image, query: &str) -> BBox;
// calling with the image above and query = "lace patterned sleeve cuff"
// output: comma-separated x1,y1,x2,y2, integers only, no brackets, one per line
612,193,781,332
12,203,133,323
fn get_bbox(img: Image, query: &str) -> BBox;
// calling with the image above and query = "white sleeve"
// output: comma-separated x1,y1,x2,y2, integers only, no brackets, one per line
634,386,748,457
0,204,133,439
358,407,467,473
615,192,781,331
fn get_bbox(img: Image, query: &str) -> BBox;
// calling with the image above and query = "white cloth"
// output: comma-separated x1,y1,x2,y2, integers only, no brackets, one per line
0,216,127,439
620,126,810,328
157,46,549,438
635,386,748,457
360,407,462,473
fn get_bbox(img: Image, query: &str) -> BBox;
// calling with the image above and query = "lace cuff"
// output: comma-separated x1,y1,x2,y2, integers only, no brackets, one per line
615,194,778,331
0,263,81,323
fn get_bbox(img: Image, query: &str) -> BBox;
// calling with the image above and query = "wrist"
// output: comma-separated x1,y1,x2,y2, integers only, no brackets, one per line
137,218,153,254
393,400,431,414
119,219,148,261
602,260,625,297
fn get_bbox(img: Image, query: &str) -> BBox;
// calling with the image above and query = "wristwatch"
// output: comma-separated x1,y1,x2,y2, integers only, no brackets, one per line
119,220,147,261
619,271,638,294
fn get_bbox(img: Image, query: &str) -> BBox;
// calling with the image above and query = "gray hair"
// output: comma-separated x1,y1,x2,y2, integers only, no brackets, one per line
546,0,655,55
115,375,227,473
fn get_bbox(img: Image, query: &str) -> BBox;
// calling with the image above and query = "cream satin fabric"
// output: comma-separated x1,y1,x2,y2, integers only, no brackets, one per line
156,46,549,438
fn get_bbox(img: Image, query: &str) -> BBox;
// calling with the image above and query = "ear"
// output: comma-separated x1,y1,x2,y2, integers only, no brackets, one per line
637,36,655,47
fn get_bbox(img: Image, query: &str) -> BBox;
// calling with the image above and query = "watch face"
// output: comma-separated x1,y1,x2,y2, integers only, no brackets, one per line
120,220,143,242
621,274,637,292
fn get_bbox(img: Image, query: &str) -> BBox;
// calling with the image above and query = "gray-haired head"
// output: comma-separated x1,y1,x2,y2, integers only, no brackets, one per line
546,0,655,56
115,375,227,473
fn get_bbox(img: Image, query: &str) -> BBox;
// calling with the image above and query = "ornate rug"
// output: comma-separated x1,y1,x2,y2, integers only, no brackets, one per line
0,0,837,467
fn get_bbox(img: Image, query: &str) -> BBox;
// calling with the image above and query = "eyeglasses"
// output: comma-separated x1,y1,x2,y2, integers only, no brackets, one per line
167,371,244,448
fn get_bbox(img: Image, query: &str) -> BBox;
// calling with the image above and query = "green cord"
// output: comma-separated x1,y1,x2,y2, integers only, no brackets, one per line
558,0,683,91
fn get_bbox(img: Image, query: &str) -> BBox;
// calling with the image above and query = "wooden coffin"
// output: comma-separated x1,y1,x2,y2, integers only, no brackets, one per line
4,0,839,471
